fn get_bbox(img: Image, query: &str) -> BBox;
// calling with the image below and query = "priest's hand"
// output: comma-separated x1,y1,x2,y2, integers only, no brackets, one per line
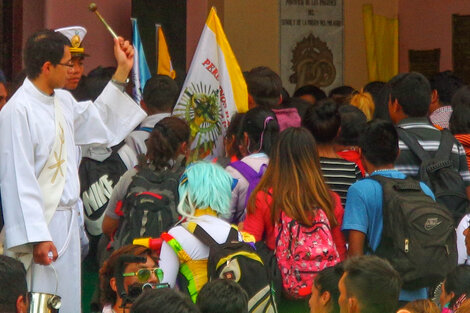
33,241,58,265
113,36,134,83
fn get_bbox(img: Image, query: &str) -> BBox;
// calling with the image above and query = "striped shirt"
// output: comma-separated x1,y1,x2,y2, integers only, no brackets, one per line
394,117,470,185
320,157,362,207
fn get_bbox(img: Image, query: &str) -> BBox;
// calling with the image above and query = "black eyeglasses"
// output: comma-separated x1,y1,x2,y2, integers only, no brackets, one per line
57,62,74,68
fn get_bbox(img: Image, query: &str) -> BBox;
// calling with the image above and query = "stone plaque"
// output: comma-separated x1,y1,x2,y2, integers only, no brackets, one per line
453,14,470,84
409,49,440,79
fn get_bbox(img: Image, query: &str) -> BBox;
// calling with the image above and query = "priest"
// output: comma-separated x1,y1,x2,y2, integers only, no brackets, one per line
0,29,146,313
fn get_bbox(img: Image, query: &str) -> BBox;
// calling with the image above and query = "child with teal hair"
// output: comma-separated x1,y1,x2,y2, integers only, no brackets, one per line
177,161,232,220
159,161,242,301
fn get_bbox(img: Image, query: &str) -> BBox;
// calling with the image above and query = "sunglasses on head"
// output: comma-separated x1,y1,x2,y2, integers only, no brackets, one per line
123,268,164,283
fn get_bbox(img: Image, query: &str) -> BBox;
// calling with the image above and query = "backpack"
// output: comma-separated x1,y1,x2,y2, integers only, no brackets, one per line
397,128,470,224
187,223,278,313
112,164,183,249
79,142,128,237
229,161,267,212
370,175,458,289
275,209,340,299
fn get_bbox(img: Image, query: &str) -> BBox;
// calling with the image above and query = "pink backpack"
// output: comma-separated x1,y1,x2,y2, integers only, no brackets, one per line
275,209,340,299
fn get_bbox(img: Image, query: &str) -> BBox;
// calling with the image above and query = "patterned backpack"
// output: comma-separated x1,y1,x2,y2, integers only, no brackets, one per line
275,209,340,299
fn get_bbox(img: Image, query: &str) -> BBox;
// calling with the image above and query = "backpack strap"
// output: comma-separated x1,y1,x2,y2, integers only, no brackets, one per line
396,127,431,162
186,222,239,247
435,129,455,160
186,223,220,248
139,126,153,133
229,161,266,182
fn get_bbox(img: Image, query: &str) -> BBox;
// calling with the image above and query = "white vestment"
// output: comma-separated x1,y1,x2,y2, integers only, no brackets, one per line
0,78,146,313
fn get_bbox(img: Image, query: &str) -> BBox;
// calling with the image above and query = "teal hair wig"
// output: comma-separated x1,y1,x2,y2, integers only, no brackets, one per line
177,161,232,219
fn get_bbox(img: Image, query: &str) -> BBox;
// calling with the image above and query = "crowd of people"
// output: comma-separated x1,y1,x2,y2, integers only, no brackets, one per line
2,26,470,313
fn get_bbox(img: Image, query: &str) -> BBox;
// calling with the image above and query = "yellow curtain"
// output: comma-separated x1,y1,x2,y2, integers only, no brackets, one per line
363,4,399,82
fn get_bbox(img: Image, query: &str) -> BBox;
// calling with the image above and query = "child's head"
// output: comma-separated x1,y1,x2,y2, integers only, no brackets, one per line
197,279,248,313
336,105,367,147
440,265,470,310
349,90,375,121
145,117,190,169
303,98,340,144
241,107,279,156
358,120,399,169
398,299,439,313
224,113,246,160
177,162,232,219
309,264,344,313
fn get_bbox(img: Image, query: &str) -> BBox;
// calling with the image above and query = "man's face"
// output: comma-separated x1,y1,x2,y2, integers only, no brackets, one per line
64,57,84,90
309,283,323,313
0,82,7,110
49,46,73,90
122,255,158,294
338,273,350,313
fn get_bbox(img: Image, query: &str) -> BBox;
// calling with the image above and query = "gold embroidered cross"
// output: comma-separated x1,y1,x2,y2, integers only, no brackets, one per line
48,124,65,184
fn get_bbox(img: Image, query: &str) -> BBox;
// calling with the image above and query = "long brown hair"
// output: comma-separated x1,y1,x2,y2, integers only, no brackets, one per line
247,127,336,227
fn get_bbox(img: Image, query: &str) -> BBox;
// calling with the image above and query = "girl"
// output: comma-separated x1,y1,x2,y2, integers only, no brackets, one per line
102,116,190,239
243,127,346,259
225,107,280,224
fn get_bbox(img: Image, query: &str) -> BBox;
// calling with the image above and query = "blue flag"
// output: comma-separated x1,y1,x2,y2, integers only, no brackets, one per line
131,18,151,103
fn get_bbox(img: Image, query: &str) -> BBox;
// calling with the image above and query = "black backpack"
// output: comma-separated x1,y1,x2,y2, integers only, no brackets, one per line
371,175,457,289
397,128,469,224
112,164,183,249
79,142,128,238
187,223,278,313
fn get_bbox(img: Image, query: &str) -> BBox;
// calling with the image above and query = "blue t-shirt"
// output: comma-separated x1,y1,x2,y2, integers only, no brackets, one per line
342,170,435,301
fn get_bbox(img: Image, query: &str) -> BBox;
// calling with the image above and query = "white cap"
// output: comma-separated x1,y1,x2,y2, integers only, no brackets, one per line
55,26,87,56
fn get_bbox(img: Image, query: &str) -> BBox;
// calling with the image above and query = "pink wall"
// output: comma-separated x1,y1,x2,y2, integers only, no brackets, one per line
24,0,132,74
399,0,470,72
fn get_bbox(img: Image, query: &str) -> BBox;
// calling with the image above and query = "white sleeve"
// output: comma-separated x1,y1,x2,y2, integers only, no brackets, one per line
71,82,146,147
457,214,470,264
159,241,181,288
0,105,51,250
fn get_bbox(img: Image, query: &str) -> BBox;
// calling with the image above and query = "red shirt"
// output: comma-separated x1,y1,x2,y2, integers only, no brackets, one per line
243,190,347,260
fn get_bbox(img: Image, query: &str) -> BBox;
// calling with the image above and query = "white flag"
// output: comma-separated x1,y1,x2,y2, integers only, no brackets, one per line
173,7,248,161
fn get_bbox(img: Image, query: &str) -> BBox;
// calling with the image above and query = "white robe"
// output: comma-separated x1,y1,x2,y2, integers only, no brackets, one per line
0,78,146,313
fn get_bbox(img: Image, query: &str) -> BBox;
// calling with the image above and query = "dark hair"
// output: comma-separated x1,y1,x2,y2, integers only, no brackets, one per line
131,288,200,313
293,84,327,103
244,66,282,108
336,105,367,146
24,29,70,79
328,85,357,106
450,102,470,134
282,97,313,121
429,71,464,106
388,72,431,117
373,83,392,121
99,245,155,306
197,279,249,313
241,107,279,155
451,85,470,110
143,75,179,112
303,98,340,144
225,112,246,160
443,265,470,308
359,119,399,166
343,255,401,313
364,81,386,101
0,255,27,312
73,66,116,101
314,264,344,313
143,117,190,169
281,87,290,106
401,299,439,313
